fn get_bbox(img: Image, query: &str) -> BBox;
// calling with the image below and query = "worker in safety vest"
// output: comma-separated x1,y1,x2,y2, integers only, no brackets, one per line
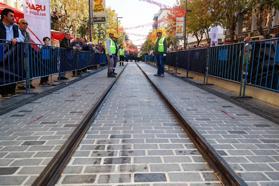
105,29,118,77
118,45,125,66
154,29,167,77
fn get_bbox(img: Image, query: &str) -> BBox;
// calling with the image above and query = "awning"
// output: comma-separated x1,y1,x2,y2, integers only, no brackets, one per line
0,3,24,23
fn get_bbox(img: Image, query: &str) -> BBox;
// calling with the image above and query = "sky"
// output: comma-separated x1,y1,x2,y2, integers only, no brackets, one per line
106,0,177,47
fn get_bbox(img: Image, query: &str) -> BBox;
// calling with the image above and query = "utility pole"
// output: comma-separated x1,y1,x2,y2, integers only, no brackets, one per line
89,0,93,41
183,0,188,50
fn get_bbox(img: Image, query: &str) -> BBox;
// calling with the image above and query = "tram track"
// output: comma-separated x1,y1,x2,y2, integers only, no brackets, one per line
33,62,247,185
136,62,247,186
32,64,127,186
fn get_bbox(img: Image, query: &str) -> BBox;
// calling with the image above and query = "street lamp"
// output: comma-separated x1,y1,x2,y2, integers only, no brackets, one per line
183,0,188,50
117,16,123,34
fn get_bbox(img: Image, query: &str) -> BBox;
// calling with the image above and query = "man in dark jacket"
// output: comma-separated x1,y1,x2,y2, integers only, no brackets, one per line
0,8,22,97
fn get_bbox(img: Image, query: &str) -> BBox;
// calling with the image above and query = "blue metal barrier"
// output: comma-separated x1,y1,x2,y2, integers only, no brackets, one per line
0,42,99,88
147,38,279,92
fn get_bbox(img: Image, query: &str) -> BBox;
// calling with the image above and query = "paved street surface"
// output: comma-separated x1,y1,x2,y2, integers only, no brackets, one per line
0,67,123,186
139,63,279,186
57,63,221,186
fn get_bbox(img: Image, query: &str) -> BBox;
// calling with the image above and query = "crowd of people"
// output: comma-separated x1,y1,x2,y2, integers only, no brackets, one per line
0,8,130,98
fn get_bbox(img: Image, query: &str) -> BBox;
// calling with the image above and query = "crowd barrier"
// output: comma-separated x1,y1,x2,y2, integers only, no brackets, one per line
145,38,279,94
0,41,102,87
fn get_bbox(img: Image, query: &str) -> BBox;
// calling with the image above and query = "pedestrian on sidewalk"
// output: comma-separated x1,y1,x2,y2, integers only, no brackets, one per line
118,45,125,66
154,29,167,77
105,29,117,78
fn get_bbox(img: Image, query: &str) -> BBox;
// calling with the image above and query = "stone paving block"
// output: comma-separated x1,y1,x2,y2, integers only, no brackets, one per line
2,146,28,151
163,156,192,163
238,172,270,181
72,158,101,165
241,164,274,171
0,176,27,185
91,150,117,157
168,173,203,182
150,164,181,172
120,150,146,157
134,173,166,182
247,156,276,163
0,159,13,166
5,152,35,158
84,165,115,173
181,163,212,171
97,174,131,183
227,150,254,156
103,157,131,164
118,164,149,173
61,175,96,184
134,157,162,164
80,145,106,151
0,167,19,175
10,159,43,166
17,166,45,175
147,150,174,156
63,166,83,174
34,151,57,158
133,144,158,150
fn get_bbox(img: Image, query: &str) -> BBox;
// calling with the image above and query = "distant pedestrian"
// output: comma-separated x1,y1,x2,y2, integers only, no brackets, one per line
105,29,117,77
154,29,167,77
118,45,125,66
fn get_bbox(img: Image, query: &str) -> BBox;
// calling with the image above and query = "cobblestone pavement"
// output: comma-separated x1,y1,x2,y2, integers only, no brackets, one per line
0,67,123,186
139,63,279,186
56,63,221,186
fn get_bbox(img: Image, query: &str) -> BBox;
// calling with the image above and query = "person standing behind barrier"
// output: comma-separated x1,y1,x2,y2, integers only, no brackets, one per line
17,18,35,90
58,33,71,80
40,37,51,85
154,29,167,77
0,8,23,97
105,30,117,78
118,45,125,66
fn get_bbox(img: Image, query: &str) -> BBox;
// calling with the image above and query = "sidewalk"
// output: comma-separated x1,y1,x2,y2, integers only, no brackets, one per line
139,63,279,186
149,62,279,124
0,66,123,186
0,68,105,115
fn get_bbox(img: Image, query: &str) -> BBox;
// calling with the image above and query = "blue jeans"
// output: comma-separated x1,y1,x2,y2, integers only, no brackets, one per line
156,53,165,75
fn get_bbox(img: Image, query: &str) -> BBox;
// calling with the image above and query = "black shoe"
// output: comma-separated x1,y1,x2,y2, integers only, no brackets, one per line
17,85,26,90
154,74,160,76
58,77,68,80
113,72,117,75
107,74,116,78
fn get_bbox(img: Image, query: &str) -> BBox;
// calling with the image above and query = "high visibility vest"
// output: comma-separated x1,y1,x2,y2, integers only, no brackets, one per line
119,48,125,56
108,38,116,54
158,37,165,53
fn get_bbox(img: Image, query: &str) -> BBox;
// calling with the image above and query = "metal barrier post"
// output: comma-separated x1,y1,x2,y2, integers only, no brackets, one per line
24,43,30,94
239,43,245,96
204,48,210,84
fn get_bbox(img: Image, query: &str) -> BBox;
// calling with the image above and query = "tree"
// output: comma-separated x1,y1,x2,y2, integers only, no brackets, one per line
255,0,279,38
218,0,253,41
51,0,89,37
